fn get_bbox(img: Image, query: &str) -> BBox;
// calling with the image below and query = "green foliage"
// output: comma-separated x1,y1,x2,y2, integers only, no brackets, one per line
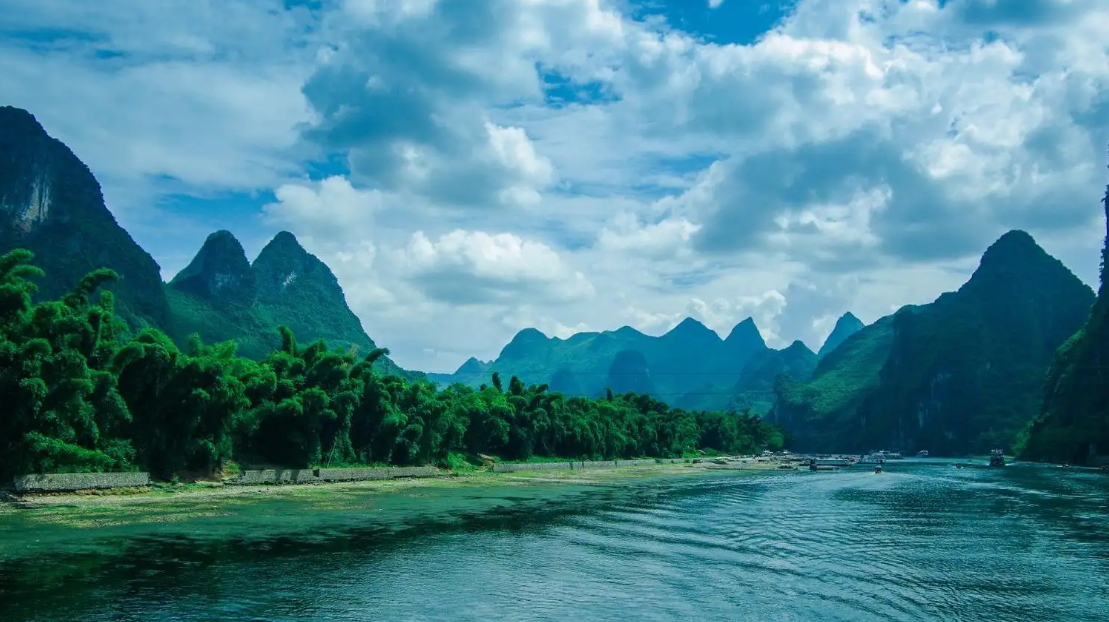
0,251,787,481
1019,165,1109,464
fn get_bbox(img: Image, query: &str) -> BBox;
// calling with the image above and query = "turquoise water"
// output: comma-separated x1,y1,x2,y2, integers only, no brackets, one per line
1,462,1108,621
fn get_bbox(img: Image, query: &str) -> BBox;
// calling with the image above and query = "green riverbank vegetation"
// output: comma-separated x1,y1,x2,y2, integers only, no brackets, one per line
0,250,786,482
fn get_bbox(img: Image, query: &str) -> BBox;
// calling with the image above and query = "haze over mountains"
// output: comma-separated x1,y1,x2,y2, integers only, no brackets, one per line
1,104,1106,462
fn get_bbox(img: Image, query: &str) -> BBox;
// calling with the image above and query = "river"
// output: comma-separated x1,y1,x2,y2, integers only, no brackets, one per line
1,461,1107,621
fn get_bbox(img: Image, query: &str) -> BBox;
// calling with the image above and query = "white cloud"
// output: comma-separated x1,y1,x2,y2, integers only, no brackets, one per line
3,0,1108,372
397,229,595,305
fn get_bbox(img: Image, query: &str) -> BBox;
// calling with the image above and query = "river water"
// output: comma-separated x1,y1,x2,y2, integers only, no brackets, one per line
1,461,1107,621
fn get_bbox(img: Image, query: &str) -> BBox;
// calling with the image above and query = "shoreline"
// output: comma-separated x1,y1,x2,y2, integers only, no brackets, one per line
0,459,791,511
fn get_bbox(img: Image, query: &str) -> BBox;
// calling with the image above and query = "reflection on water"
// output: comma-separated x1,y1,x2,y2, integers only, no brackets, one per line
2,463,1108,622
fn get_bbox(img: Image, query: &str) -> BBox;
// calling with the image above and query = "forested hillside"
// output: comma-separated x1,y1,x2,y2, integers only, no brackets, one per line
0,106,170,329
0,106,421,378
773,231,1095,455
166,230,417,378
0,251,786,481
1019,160,1109,465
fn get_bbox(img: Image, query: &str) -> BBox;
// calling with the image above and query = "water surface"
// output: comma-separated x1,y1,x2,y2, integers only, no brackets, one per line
2,461,1107,621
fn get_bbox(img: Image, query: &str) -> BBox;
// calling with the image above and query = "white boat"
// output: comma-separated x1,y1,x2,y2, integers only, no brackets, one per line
813,457,853,467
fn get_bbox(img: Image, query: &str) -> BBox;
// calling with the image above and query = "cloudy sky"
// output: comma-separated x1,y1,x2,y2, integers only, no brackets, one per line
2,0,1107,372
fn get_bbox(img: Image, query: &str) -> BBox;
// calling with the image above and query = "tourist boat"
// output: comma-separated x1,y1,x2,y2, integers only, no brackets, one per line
988,449,1005,468
873,465,884,474
813,457,854,467
916,450,929,458
857,454,886,465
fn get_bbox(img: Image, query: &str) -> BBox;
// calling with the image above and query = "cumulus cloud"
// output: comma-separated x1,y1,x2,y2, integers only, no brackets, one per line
4,0,1108,371
397,230,595,305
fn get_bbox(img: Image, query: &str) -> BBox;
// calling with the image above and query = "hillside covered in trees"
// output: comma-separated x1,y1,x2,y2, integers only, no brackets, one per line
0,106,418,379
165,229,417,379
0,251,786,481
771,230,1095,456
1019,162,1109,465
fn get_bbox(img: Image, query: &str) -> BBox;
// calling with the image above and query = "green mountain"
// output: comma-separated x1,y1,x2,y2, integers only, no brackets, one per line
0,106,170,329
432,316,818,411
253,230,383,357
607,349,656,395
1019,172,1109,465
165,230,275,358
772,230,1096,455
166,229,419,378
818,312,864,358
726,340,818,416
0,106,418,379
430,318,755,401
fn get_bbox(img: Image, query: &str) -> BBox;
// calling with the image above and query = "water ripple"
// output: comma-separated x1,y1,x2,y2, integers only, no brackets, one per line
1,463,1108,621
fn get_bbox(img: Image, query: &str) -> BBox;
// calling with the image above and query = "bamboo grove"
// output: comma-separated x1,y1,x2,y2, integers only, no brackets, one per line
0,250,786,480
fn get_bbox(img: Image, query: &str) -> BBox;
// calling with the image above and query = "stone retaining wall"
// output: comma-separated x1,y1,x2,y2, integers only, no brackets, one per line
13,472,150,493
231,466,440,485
491,458,683,473
7,458,689,492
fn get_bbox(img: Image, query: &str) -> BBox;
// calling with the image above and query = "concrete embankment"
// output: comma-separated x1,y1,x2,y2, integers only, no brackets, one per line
4,458,686,494
491,458,683,473
11,472,151,493
232,466,440,485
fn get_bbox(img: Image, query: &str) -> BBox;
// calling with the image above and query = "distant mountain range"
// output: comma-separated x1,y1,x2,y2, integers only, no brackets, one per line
428,312,863,414
0,105,417,378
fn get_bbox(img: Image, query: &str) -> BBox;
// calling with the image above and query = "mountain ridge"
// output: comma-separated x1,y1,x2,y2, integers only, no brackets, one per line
0,106,417,378
772,229,1095,455
0,105,170,329
818,312,864,358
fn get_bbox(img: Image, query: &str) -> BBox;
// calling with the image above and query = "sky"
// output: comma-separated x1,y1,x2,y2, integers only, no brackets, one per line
1,0,1107,373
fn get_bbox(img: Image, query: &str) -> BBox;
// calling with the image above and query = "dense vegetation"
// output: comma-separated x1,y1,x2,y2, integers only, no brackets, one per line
1019,164,1109,465
1,107,418,380
773,231,1095,456
0,251,786,481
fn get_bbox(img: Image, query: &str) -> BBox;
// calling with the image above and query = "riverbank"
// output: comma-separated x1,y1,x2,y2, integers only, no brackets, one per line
0,458,790,512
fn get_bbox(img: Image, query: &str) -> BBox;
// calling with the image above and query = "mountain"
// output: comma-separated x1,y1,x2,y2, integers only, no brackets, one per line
166,230,419,378
772,230,1096,455
165,230,276,358
1019,171,1109,465
607,349,655,395
252,231,382,357
818,312,864,358
169,230,256,305
727,341,818,415
433,316,822,411
0,106,170,328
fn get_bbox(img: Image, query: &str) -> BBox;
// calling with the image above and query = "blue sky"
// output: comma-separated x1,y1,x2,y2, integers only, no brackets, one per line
1,0,1107,372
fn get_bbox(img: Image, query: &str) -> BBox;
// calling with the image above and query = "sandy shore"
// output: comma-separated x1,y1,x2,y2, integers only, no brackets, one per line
1,459,792,511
